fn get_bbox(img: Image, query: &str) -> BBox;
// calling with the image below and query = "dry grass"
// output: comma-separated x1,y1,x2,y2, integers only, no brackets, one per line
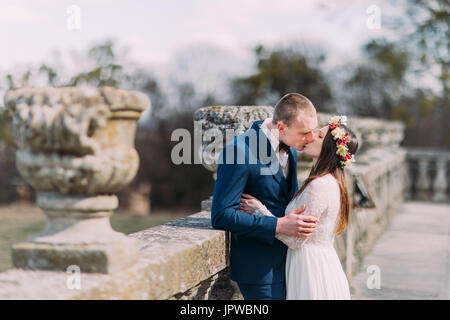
0,204,190,272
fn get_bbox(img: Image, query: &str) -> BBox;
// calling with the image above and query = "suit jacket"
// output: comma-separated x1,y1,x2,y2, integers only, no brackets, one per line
211,120,298,284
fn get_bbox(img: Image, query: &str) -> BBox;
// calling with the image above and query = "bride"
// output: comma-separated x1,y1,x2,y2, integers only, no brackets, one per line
239,116,359,300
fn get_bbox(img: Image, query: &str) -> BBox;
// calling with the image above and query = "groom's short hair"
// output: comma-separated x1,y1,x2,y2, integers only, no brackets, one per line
272,93,316,127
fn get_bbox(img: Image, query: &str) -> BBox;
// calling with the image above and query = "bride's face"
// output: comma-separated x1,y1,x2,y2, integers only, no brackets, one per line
303,126,329,158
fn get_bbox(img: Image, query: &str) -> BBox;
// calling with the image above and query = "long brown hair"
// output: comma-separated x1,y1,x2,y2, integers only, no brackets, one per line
294,124,359,234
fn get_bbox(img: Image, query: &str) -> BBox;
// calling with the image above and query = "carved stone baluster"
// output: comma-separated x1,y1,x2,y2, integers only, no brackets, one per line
416,157,431,200
385,170,391,205
404,161,412,200
433,159,448,202
399,163,406,201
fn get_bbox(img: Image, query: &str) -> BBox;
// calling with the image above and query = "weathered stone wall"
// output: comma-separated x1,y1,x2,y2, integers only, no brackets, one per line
0,211,240,299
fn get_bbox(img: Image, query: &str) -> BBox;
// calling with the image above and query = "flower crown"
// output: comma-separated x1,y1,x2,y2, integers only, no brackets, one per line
328,115,355,168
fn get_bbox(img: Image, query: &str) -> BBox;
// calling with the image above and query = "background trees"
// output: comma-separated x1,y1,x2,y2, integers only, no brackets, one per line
231,45,333,111
0,0,448,211
342,0,449,148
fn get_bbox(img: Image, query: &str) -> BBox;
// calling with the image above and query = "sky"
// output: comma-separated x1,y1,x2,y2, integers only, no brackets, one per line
0,0,408,109
0,0,394,71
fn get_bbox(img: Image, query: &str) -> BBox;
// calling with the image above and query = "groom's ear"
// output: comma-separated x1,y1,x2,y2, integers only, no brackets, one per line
277,121,286,133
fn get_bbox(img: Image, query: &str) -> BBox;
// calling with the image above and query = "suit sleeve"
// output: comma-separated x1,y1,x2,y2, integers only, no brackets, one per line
211,142,278,245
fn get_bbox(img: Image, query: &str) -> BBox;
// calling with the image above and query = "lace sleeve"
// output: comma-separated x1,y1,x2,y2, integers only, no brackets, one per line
254,179,328,250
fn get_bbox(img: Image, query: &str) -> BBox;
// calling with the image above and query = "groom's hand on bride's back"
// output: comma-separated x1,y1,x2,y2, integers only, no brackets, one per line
276,205,318,237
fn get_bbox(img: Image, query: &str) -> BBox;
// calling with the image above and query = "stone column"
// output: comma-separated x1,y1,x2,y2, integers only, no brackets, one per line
416,157,431,200
404,162,412,200
4,87,151,273
385,170,391,206
390,123,405,149
433,160,448,202
193,105,274,211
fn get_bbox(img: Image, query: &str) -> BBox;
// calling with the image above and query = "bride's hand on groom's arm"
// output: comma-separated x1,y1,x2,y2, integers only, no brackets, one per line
239,195,319,238
276,205,319,238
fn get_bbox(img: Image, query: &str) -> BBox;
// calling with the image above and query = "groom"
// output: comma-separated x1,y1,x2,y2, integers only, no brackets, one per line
211,93,320,300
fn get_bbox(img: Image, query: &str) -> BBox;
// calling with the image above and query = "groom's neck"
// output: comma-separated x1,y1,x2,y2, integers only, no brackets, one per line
265,118,281,141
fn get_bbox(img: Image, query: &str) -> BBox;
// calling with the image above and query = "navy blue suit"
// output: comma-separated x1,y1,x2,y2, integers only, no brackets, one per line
211,120,298,299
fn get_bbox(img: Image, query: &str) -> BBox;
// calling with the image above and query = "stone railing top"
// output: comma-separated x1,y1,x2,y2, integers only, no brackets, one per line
0,211,228,300
406,148,450,159
194,105,273,131
348,148,406,178
316,113,405,154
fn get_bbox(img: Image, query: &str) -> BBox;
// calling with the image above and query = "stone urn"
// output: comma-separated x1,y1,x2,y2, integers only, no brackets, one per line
193,105,274,175
4,86,151,273
193,105,273,210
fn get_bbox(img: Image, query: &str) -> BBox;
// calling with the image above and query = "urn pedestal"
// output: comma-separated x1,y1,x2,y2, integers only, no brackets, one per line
4,87,151,273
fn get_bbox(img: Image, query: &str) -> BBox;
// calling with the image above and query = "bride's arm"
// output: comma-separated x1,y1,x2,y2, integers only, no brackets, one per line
254,182,328,249
254,205,309,249
239,193,320,247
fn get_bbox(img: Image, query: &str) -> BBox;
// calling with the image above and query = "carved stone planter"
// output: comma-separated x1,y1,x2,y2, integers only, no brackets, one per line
193,106,274,174
193,106,273,210
4,87,151,273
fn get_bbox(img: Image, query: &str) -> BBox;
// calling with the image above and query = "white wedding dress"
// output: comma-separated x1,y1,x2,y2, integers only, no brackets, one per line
255,174,351,300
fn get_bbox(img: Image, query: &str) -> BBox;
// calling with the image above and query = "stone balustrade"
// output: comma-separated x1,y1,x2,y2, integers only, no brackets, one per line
343,149,407,281
0,103,410,299
0,211,238,299
405,149,450,202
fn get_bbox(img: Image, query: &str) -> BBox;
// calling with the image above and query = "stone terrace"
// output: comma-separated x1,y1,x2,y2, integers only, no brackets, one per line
0,100,448,299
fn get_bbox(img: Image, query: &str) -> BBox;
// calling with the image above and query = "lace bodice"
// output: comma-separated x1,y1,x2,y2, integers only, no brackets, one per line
255,174,341,250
